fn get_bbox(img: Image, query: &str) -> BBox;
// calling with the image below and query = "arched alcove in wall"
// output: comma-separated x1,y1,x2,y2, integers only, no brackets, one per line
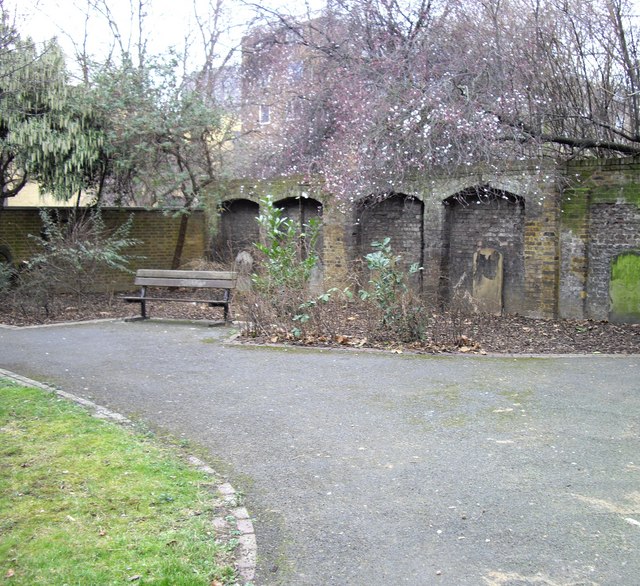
274,196,324,260
274,196,323,224
442,185,525,313
355,193,424,290
212,198,260,263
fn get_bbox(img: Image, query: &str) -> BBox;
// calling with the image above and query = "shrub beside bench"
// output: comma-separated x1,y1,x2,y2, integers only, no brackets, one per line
121,269,237,322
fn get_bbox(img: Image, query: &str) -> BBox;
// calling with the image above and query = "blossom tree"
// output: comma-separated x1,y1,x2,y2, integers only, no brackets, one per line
242,0,640,199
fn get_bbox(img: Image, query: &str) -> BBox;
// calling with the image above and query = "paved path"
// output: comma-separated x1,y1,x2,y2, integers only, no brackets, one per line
1,319,639,585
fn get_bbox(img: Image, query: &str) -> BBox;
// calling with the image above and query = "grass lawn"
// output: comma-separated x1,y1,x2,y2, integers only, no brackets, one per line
0,379,238,585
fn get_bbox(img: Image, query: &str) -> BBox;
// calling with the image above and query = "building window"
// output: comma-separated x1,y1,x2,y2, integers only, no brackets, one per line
258,71,272,88
288,61,304,81
286,97,304,121
259,104,271,124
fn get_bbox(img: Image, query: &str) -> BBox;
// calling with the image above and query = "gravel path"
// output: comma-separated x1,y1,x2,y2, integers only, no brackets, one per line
1,319,639,585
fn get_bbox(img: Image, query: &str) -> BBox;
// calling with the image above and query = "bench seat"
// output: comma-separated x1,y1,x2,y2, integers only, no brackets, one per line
122,269,237,322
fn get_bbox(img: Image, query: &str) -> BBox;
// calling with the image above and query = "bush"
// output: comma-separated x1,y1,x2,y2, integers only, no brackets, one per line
242,195,321,335
252,195,320,294
0,260,16,296
4,209,140,318
359,238,428,342
239,229,480,349
291,287,355,340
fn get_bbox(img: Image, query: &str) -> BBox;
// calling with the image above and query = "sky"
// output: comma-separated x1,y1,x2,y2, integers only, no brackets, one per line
10,0,640,71
7,0,325,67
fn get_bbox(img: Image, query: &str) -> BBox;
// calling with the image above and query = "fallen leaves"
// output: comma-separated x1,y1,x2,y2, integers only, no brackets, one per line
248,329,478,355
335,335,368,347
241,308,640,355
456,335,483,354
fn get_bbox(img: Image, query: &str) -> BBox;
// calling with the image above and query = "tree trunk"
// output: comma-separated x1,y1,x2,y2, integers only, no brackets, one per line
171,214,189,269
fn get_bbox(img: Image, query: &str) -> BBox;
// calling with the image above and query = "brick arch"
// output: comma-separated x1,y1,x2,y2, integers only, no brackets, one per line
441,185,525,313
438,180,528,202
355,192,424,289
212,198,260,263
588,203,640,321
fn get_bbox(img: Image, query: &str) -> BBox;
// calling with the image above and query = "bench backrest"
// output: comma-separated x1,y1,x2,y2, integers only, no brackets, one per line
134,269,237,289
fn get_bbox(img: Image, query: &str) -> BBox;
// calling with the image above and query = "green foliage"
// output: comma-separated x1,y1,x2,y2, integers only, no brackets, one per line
0,18,105,202
88,55,228,208
253,195,320,293
241,195,321,337
13,85,105,201
358,238,427,342
360,238,421,320
0,6,231,210
610,252,640,321
0,380,237,584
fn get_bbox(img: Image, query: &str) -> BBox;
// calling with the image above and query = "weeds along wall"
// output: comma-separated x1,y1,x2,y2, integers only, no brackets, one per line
0,208,207,292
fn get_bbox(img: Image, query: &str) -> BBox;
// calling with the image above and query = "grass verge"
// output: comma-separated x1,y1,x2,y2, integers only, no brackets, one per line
0,379,238,585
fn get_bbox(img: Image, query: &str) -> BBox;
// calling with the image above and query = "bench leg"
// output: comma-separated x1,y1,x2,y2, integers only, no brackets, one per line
140,286,148,319
223,304,229,323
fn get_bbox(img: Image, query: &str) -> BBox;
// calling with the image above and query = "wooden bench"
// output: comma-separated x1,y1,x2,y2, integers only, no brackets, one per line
121,269,237,322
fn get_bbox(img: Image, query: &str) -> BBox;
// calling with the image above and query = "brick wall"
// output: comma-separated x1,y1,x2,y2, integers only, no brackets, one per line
421,195,446,304
215,177,344,285
216,163,640,321
355,194,423,263
5,164,628,316
354,194,424,289
0,208,208,292
522,188,561,318
0,208,43,264
321,202,349,287
560,159,640,321
587,203,640,320
275,196,324,260
559,189,590,319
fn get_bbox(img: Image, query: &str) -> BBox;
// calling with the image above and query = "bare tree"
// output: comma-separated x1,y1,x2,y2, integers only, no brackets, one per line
76,0,243,266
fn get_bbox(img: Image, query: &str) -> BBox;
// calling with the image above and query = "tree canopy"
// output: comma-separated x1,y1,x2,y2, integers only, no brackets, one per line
242,0,640,197
5,0,639,206
0,0,239,214
87,55,231,209
0,8,104,206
